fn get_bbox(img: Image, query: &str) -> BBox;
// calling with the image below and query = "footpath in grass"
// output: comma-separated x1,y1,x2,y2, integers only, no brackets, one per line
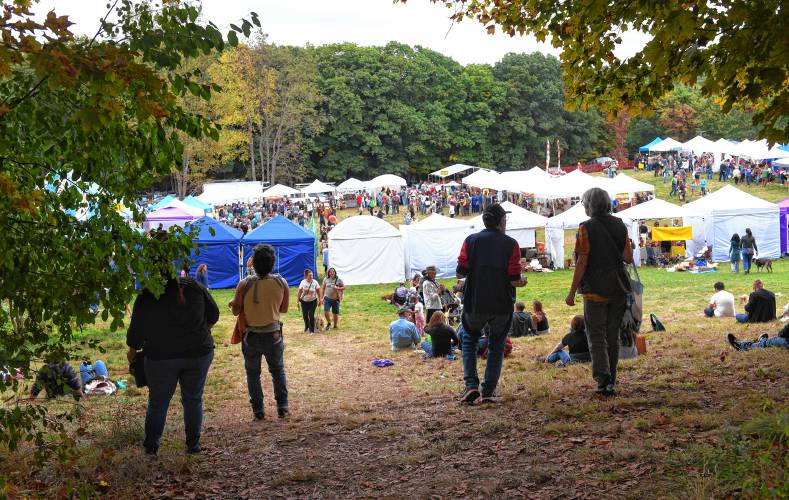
3,261,787,498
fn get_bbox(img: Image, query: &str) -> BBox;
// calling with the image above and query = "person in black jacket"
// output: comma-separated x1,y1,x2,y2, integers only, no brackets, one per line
735,279,776,323
126,276,219,455
565,188,633,397
421,311,459,358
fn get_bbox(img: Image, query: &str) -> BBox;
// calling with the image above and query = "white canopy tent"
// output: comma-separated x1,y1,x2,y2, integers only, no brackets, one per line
261,183,300,198
470,201,547,248
430,163,478,178
328,216,405,285
774,157,789,167
400,213,475,279
713,138,736,153
163,198,205,218
461,169,503,191
301,179,336,194
336,178,367,192
544,203,588,268
500,167,552,193
604,173,656,197
538,169,599,199
681,135,718,154
615,199,690,264
197,181,264,204
683,185,780,260
367,174,407,190
649,137,684,152
441,181,461,188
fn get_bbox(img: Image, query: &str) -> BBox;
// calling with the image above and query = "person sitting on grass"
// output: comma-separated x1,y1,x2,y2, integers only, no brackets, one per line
532,300,550,334
736,279,776,323
727,323,789,351
703,282,736,318
421,311,459,358
536,315,591,366
30,361,82,399
509,301,535,337
389,307,421,351
390,281,408,307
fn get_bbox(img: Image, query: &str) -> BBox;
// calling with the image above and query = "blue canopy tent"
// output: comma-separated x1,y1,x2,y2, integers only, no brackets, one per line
149,194,175,211
183,195,212,214
187,217,243,288
241,215,316,287
639,137,663,152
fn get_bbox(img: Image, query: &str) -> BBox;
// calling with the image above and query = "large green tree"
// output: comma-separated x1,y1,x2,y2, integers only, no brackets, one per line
403,0,788,143
0,0,254,473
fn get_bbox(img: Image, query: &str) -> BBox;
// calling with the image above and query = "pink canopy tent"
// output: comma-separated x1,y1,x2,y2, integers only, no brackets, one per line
144,206,197,231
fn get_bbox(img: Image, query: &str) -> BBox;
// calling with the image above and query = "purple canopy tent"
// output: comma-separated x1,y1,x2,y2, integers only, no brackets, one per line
144,206,197,231
779,198,789,255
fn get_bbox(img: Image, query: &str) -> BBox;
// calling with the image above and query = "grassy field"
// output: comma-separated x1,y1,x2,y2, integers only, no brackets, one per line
3,257,787,497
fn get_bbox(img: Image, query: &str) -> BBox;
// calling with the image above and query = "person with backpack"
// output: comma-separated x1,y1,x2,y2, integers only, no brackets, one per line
230,244,290,420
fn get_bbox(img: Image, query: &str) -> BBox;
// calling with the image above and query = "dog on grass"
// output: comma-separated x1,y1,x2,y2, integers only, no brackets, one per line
753,258,773,273
315,314,325,331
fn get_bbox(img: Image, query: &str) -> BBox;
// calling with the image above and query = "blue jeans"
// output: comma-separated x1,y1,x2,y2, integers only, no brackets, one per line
323,297,340,314
546,350,571,364
461,312,511,396
735,313,749,323
421,341,455,358
242,332,288,413
704,308,715,317
740,337,789,350
742,251,753,272
143,350,214,451
79,360,109,386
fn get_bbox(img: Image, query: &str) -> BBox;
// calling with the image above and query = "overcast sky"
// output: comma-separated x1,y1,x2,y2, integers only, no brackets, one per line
33,0,646,65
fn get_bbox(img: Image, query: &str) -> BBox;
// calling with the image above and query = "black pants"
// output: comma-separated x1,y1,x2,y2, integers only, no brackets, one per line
583,296,626,391
426,308,440,324
300,299,318,332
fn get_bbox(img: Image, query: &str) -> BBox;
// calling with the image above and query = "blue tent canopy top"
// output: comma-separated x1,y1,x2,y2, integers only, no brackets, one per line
639,137,664,152
241,215,316,287
183,195,212,213
150,194,175,211
187,217,243,288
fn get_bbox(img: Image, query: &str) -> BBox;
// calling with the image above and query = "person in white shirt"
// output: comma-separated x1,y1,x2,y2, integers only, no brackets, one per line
297,269,322,332
704,282,736,318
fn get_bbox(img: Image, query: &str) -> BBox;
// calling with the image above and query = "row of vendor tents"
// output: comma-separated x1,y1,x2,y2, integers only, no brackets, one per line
182,185,786,289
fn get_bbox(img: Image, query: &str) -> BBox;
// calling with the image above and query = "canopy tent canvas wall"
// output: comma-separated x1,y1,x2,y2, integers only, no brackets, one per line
400,213,475,279
144,206,197,231
544,203,588,269
639,137,663,152
779,198,789,255
683,185,780,261
470,201,547,248
328,216,405,285
197,181,264,204
241,215,316,287
185,217,243,288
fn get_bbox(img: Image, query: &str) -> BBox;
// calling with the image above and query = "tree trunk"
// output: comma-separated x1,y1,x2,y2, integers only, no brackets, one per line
248,119,256,182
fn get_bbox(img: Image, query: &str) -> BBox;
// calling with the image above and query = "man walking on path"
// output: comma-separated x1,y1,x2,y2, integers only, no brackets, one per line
456,204,526,404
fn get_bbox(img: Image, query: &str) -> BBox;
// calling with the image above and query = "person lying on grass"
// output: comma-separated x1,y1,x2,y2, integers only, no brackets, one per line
727,323,789,351
421,311,459,359
536,315,591,367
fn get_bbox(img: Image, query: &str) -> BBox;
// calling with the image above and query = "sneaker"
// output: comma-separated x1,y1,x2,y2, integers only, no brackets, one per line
757,333,769,342
325,324,331,332
727,333,742,351
254,412,265,421
479,392,503,404
187,445,202,455
459,387,480,404
277,408,290,419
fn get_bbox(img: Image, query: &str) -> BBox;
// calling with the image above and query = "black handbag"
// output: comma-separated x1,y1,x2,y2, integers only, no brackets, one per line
129,351,147,388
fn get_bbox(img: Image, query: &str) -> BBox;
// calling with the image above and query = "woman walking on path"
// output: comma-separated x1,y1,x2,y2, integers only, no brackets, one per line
322,267,345,331
740,228,757,274
297,269,321,333
729,234,742,273
565,188,633,397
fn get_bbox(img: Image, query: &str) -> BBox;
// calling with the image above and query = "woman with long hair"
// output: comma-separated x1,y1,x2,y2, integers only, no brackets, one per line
195,263,209,288
740,228,758,274
321,267,345,331
297,269,321,333
421,310,459,358
729,233,742,273
531,300,550,335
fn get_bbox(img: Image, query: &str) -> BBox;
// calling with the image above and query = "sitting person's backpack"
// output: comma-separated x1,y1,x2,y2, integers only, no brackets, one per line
650,313,666,332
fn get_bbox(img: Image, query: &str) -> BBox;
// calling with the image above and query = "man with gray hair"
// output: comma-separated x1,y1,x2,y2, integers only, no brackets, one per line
565,188,633,397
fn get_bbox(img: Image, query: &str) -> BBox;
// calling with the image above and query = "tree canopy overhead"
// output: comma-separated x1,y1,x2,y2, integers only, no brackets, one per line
402,0,788,144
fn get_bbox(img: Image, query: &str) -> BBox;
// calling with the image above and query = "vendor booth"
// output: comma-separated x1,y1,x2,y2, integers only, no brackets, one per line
241,215,316,287
400,214,475,279
615,198,691,263
144,206,198,231
328,216,405,285
683,185,780,261
780,198,789,255
186,217,243,288
544,203,588,269
471,201,547,248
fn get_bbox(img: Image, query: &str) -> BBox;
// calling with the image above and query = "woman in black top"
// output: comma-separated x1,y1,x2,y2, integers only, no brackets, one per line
126,276,219,455
740,228,757,274
421,311,459,358
537,316,591,366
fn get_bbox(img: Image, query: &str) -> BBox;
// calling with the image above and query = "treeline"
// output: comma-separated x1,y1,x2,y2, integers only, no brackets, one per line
175,38,757,195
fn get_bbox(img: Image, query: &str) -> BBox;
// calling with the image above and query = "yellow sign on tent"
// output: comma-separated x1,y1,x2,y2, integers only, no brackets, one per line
652,226,693,241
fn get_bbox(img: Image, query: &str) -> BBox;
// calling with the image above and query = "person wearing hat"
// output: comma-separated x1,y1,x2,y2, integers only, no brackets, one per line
389,306,420,350
456,203,526,404
422,265,442,323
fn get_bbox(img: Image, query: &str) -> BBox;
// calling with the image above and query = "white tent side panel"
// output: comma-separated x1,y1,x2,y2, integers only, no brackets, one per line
709,210,780,260
328,236,405,286
545,227,566,269
403,227,472,279
507,228,536,248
